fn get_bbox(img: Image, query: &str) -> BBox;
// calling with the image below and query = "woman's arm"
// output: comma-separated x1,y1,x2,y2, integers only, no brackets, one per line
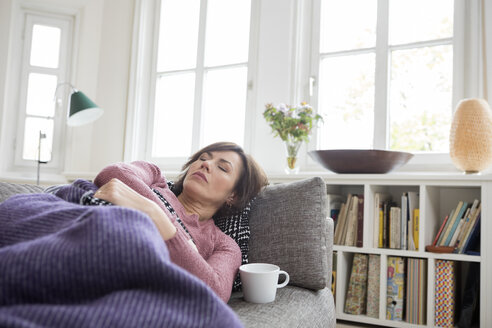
166,228,241,302
94,178,177,241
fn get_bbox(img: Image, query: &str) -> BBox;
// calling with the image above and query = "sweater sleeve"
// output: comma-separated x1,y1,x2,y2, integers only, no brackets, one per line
94,161,241,302
166,228,242,302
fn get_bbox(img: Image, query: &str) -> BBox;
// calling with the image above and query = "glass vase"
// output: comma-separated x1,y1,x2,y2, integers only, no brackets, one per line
284,140,301,174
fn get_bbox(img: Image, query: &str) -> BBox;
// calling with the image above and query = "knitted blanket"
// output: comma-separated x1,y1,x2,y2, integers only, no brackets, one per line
0,182,242,328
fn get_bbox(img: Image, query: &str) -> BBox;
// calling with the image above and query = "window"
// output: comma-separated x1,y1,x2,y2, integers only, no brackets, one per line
312,0,461,154
10,11,73,171
150,0,254,159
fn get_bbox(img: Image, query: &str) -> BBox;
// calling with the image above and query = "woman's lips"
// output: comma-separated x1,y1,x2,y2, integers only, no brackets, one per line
192,171,208,182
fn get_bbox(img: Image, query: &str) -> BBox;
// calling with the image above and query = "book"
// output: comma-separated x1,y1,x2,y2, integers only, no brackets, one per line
334,195,350,244
356,195,364,247
407,191,419,250
345,195,360,246
443,201,468,246
413,208,419,250
386,256,405,321
433,213,450,246
462,214,480,255
389,206,401,249
344,253,369,315
366,254,380,318
448,207,469,247
401,193,408,250
435,260,456,327
406,258,427,325
439,201,465,246
339,194,353,245
373,193,391,248
457,262,480,328
437,207,457,246
455,203,481,253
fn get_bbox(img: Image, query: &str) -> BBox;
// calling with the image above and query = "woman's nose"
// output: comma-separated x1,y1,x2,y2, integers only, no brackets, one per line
200,160,211,171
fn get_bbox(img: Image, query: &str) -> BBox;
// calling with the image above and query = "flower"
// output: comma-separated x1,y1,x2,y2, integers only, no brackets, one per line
263,102,323,143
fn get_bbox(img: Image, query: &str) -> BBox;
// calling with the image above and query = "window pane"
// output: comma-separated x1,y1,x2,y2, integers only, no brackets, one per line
157,0,200,71
30,24,61,68
152,73,195,157
389,45,453,152
22,117,53,162
389,0,453,45
320,0,377,53
318,54,375,149
201,66,247,147
204,0,251,67
26,73,57,117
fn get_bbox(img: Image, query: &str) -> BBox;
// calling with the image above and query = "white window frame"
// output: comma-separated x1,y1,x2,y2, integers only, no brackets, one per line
299,0,481,172
1,2,76,177
125,0,260,171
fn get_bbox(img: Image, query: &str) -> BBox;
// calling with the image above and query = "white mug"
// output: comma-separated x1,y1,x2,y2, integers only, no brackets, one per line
239,263,290,303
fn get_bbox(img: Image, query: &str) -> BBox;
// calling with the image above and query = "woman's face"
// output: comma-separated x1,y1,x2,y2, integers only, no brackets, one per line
182,150,243,208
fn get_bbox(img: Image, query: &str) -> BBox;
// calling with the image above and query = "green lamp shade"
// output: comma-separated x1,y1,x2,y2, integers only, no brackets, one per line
67,91,103,126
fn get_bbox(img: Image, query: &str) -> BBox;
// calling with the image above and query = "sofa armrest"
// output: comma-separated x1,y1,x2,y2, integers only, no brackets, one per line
247,177,332,291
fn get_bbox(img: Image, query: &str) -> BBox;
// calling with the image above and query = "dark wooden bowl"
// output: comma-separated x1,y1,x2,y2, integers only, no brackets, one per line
308,149,414,174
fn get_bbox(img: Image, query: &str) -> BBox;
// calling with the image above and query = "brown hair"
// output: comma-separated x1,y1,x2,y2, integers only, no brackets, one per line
173,142,268,216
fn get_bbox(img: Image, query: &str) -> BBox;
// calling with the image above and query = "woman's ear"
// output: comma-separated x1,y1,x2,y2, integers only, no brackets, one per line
226,192,236,207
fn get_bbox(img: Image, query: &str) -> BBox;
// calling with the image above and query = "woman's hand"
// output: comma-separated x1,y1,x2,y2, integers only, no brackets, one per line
94,178,177,241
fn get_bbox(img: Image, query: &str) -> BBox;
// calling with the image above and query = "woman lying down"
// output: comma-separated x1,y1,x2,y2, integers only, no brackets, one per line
0,141,268,328
93,141,268,302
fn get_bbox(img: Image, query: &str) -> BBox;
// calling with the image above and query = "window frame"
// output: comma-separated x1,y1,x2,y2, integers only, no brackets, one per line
126,0,260,170
304,0,471,171
14,12,73,169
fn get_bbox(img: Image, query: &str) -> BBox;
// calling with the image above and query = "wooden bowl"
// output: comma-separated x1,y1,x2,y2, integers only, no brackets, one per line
308,149,414,174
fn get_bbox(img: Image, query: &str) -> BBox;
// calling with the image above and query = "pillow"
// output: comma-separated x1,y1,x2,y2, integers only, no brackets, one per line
213,199,254,292
247,177,329,291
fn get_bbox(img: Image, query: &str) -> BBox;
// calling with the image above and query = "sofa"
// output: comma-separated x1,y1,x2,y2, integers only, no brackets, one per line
0,177,335,328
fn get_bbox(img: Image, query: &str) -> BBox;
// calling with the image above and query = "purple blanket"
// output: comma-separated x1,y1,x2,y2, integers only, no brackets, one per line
0,180,243,328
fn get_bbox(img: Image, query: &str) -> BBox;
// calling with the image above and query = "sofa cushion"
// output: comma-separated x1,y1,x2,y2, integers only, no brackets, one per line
247,177,329,290
0,182,44,203
228,286,335,328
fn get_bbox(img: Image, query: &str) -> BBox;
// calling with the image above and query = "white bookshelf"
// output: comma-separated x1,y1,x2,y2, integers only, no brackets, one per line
270,172,491,328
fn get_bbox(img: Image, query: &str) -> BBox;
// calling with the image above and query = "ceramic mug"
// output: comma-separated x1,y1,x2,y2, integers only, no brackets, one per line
239,263,290,303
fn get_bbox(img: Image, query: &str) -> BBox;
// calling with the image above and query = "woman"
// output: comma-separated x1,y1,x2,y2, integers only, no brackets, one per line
93,142,268,302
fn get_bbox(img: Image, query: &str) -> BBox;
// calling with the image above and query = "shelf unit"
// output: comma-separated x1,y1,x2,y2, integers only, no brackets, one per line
270,172,491,328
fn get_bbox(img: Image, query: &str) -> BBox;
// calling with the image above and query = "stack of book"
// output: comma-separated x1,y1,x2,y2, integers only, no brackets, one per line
373,191,419,250
428,199,481,254
334,194,364,247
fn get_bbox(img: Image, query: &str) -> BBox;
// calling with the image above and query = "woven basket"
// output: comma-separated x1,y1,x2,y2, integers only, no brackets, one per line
449,98,492,173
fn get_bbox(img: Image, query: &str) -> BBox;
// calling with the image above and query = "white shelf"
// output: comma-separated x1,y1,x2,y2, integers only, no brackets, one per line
273,173,489,328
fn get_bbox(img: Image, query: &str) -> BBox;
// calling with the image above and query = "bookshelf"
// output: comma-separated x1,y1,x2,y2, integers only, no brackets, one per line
270,172,491,328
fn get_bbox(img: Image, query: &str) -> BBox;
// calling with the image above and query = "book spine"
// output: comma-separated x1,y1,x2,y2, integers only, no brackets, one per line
344,253,369,315
386,256,405,321
366,254,380,318
435,260,455,327
356,195,364,247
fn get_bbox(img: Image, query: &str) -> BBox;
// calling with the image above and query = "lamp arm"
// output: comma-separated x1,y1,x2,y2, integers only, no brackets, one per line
53,82,77,101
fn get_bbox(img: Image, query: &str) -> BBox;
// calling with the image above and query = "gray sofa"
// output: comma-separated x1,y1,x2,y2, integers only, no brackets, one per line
0,177,336,328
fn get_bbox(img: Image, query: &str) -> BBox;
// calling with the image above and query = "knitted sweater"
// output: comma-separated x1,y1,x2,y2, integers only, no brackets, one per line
94,161,242,302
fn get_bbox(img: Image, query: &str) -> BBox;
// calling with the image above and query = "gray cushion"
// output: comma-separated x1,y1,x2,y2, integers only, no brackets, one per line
228,286,335,328
248,177,329,290
0,182,44,203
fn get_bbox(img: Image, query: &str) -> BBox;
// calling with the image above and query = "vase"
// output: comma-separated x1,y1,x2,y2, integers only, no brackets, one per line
449,98,492,173
284,140,301,174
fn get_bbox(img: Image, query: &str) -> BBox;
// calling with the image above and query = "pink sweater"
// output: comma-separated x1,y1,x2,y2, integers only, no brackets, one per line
94,161,242,302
